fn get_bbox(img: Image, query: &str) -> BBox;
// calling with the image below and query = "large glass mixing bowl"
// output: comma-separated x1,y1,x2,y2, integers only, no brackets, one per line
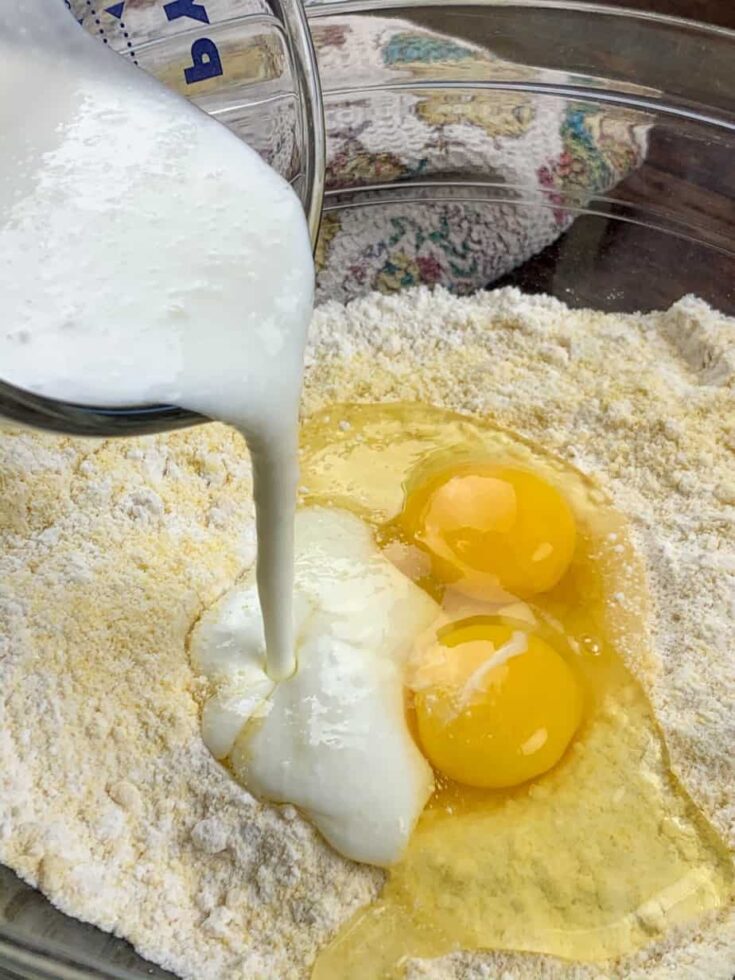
0,1,733,977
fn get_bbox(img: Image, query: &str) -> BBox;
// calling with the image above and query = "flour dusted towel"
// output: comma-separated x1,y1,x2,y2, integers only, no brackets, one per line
69,2,648,302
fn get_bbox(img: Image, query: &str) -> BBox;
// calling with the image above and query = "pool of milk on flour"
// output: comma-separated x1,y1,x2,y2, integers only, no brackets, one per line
0,0,315,679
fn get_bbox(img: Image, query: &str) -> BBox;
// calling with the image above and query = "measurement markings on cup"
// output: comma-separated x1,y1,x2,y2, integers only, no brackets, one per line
67,0,224,86
162,0,223,85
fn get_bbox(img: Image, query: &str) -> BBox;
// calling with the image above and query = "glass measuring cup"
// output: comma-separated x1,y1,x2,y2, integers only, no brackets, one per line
0,0,325,436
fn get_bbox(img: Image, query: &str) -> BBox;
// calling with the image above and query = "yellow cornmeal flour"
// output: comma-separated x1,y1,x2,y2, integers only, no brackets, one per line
0,287,733,980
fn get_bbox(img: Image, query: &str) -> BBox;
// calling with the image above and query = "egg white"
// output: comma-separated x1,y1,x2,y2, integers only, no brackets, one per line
190,507,438,866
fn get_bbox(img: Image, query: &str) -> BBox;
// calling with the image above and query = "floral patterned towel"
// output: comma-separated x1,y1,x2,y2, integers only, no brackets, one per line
312,14,648,302
69,1,648,303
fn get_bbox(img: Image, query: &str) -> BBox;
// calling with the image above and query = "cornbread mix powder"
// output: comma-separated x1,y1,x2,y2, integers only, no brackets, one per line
0,287,733,978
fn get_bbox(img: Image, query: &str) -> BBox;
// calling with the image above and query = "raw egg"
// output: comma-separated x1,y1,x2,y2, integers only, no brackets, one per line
296,401,732,977
411,620,582,789
399,463,576,598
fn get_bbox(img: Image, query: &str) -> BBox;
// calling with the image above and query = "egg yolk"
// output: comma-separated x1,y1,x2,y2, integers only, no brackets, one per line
412,621,582,789
400,464,576,598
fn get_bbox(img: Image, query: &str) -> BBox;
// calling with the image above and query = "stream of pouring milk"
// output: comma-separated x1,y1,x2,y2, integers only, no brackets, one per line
0,2,314,679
